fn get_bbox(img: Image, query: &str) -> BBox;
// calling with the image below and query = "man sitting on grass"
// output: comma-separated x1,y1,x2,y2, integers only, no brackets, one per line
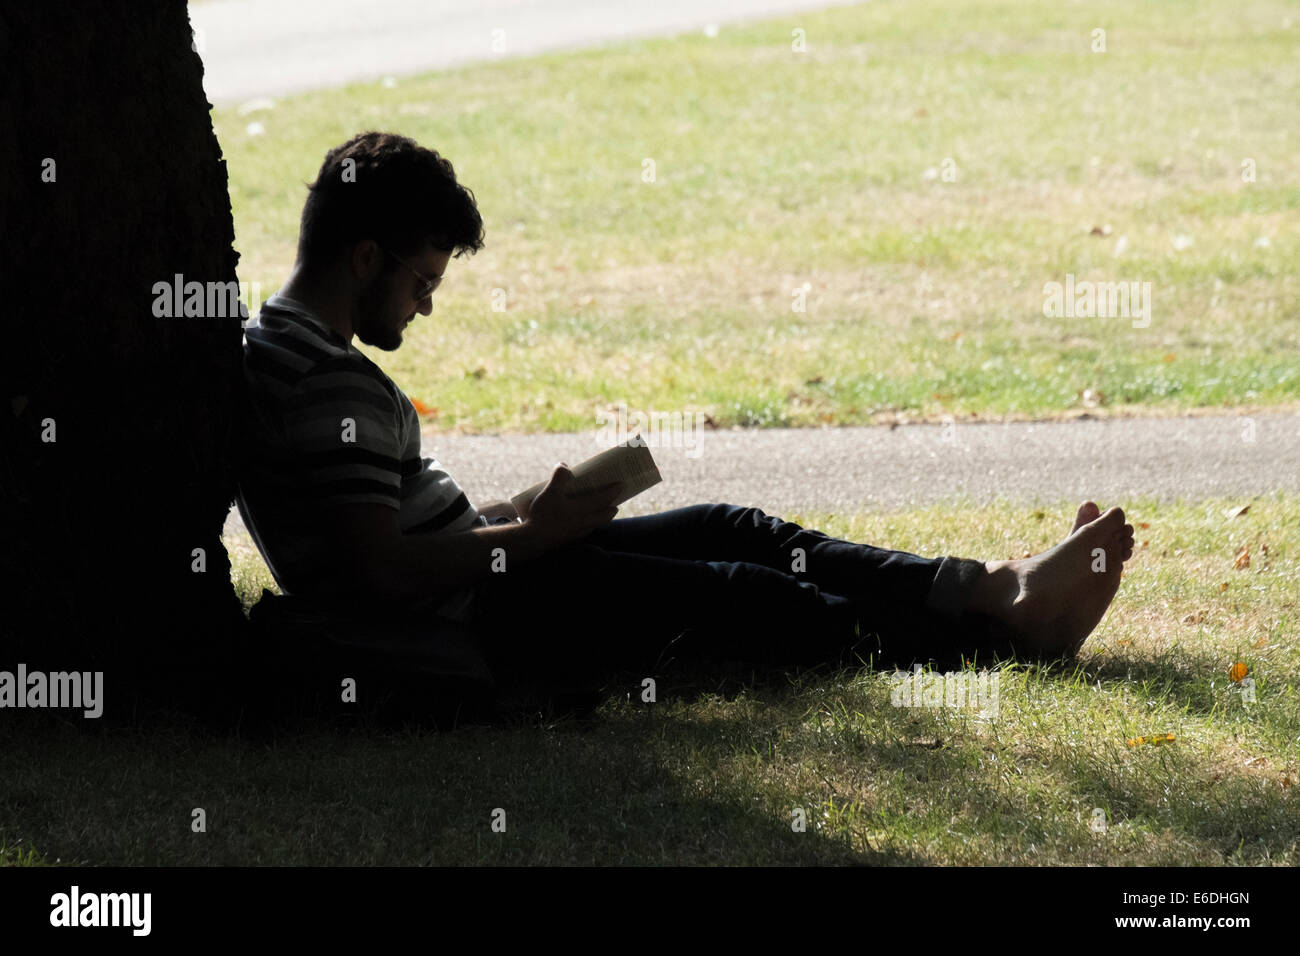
237,130,1136,706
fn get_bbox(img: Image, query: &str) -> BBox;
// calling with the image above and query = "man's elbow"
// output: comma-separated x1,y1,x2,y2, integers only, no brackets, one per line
320,504,411,605
309,539,404,607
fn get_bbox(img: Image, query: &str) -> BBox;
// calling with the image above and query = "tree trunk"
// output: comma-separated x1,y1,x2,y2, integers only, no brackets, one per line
0,1,249,717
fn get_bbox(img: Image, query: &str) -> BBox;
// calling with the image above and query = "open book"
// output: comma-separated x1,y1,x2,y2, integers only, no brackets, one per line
510,435,662,519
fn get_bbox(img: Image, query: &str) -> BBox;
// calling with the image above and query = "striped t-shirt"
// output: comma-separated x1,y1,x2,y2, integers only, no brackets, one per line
236,293,484,621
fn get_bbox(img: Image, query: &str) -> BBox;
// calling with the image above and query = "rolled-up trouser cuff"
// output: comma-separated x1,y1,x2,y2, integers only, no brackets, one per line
925,556,987,621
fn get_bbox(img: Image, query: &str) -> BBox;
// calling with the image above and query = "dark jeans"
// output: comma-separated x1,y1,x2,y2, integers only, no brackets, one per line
465,503,1012,692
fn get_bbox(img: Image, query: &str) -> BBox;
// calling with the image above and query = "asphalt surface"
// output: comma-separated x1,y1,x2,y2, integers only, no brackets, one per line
222,412,1300,539
191,0,865,105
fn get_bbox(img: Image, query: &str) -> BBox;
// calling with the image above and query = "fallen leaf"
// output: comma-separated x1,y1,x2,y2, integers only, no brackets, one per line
1090,224,1113,236
1229,661,1249,683
945,330,963,342
1234,546,1250,570
1125,734,1173,747
1224,505,1250,520
1163,353,1177,363
1138,522,1150,529
1219,582,1229,592
410,398,437,417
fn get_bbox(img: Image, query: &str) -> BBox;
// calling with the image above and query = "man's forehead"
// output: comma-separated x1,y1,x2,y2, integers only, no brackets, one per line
417,244,452,271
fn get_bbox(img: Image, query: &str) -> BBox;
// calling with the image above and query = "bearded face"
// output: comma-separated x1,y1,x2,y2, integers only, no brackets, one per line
351,244,447,351
353,263,406,351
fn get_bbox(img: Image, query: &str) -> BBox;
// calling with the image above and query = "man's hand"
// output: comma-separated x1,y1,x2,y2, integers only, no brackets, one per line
524,463,620,546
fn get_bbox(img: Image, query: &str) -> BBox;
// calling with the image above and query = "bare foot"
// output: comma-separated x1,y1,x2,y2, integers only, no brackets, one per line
974,502,1135,659
1069,500,1101,535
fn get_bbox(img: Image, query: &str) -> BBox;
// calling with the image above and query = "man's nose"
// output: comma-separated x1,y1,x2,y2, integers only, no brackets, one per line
416,295,434,316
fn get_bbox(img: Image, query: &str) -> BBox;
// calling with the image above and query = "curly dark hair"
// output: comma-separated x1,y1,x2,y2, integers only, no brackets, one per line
296,131,485,264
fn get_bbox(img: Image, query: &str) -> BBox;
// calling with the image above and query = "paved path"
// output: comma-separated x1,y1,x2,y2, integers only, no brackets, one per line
222,413,1300,538
191,0,864,105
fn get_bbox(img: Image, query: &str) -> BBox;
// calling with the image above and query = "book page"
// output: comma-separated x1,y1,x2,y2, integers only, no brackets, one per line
510,436,662,517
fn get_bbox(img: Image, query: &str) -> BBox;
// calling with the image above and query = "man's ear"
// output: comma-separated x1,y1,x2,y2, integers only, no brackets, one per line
349,239,383,283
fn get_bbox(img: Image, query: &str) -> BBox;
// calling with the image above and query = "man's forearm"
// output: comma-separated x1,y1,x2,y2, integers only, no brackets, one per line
375,519,556,601
476,499,520,522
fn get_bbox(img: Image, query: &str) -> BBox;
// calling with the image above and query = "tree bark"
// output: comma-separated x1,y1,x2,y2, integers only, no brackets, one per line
0,1,249,717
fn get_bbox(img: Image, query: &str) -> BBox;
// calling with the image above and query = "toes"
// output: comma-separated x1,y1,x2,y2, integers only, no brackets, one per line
1072,501,1102,533
1097,506,1125,527
1081,506,1124,533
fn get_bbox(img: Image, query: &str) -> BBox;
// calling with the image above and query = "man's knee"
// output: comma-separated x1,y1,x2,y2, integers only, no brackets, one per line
703,502,768,525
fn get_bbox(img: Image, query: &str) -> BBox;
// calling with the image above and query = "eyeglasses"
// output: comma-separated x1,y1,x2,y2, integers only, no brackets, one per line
380,246,443,301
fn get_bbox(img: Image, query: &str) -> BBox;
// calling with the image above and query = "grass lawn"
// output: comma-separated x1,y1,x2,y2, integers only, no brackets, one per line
3,492,1295,865
218,0,1300,432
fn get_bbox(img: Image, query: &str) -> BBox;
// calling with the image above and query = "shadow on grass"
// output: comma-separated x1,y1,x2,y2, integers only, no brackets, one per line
3,644,1292,865
0,666,873,865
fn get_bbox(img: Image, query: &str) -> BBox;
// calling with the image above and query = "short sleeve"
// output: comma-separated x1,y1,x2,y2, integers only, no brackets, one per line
283,361,403,511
